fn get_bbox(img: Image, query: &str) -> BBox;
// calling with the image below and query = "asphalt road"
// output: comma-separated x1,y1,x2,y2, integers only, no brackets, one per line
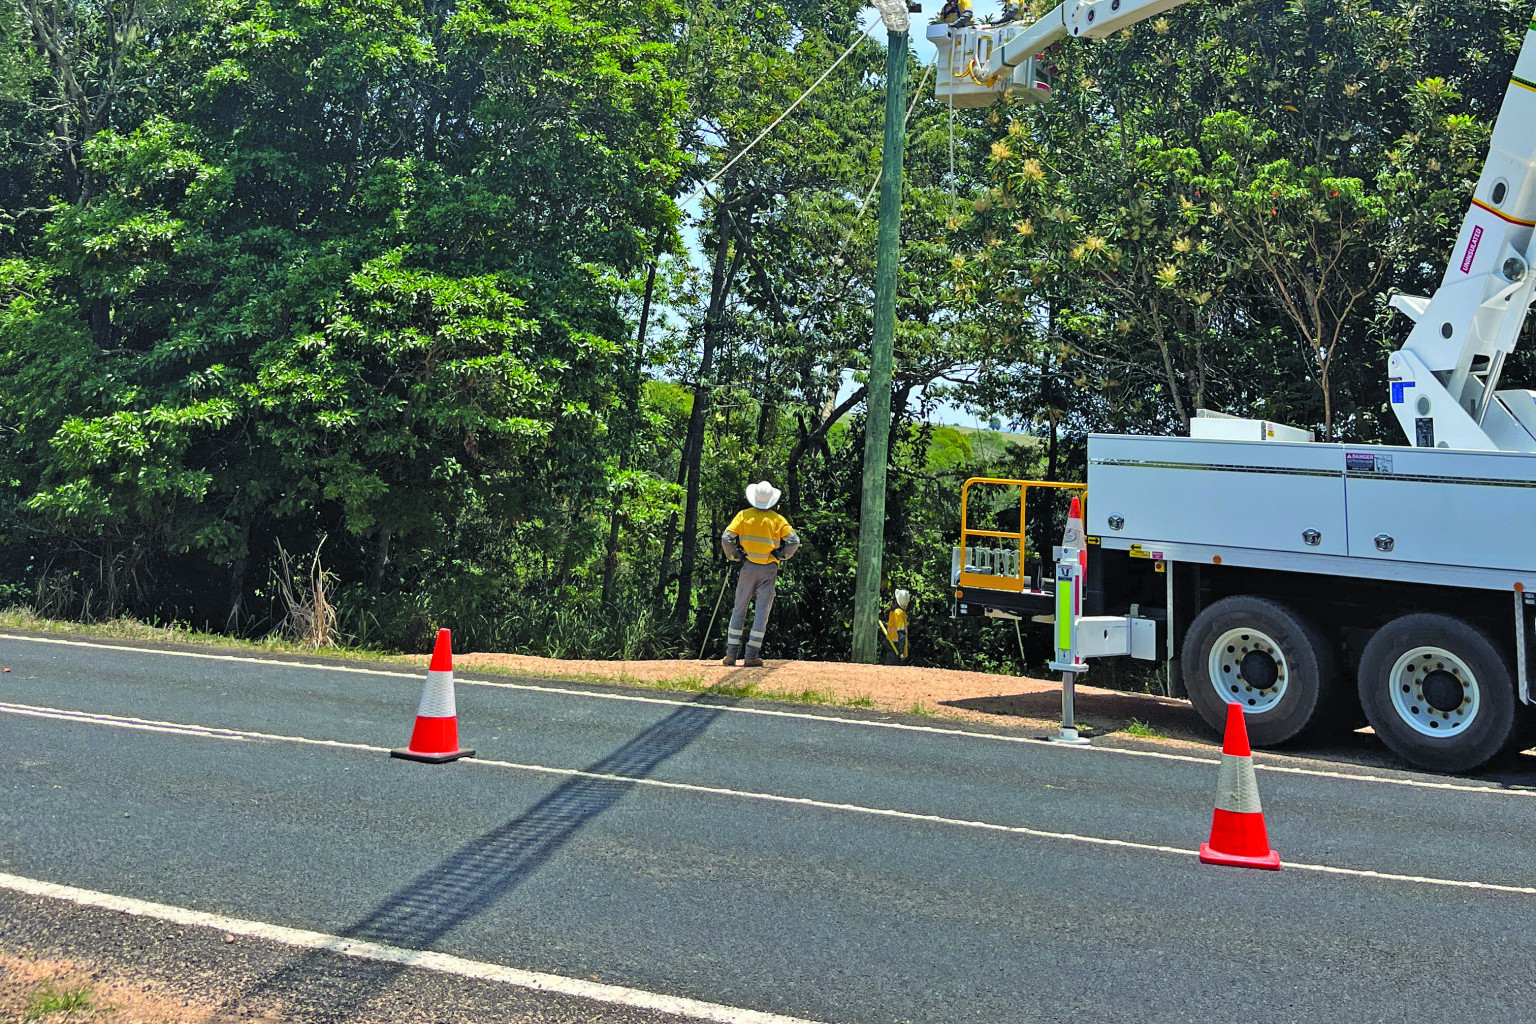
3,632,1536,1024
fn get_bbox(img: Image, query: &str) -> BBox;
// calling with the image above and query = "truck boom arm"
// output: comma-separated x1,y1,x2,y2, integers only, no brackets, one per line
997,0,1189,65
1386,29,1536,452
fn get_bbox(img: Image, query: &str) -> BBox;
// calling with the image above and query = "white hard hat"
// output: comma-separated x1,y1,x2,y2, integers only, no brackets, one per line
746,480,782,510
894,589,910,610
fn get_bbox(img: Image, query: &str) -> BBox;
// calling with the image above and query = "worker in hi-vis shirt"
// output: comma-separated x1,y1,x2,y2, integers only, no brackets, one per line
937,0,974,27
719,480,801,667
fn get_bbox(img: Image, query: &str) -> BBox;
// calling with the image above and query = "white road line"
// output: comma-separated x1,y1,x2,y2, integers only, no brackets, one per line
4,699,1534,897
1282,861,1536,895
0,701,258,742
4,631,1531,797
0,872,830,1024
0,701,384,754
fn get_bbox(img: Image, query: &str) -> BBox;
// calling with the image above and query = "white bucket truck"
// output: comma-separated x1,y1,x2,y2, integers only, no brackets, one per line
937,4,1536,770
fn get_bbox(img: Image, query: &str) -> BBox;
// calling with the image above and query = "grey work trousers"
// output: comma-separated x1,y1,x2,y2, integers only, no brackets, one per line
727,559,779,653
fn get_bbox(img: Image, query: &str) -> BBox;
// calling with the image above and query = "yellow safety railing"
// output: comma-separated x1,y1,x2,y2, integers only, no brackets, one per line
958,477,1087,594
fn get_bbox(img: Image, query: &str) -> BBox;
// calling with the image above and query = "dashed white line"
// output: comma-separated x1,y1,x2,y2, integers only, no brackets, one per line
0,871,831,1024
4,632,1532,795
4,699,1534,896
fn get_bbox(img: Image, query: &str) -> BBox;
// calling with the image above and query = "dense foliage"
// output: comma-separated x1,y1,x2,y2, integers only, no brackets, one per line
0,0,1529,672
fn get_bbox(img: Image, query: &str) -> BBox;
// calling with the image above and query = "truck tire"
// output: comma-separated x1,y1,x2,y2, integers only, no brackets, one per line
1182,596,1336,747
1357,613,1516,773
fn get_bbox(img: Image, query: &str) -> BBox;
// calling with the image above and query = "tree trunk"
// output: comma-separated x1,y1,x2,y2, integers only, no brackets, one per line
225,512,253,633
785,385,867,520
603,260,658,608
1320,359,1333,441
673,211,737,622
369,527,392,597
89,296,111,350
226,554,249,633
652,451,689,607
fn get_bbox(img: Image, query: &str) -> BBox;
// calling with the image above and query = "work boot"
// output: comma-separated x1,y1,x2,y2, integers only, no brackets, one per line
720,646,740,667
743,647,764,668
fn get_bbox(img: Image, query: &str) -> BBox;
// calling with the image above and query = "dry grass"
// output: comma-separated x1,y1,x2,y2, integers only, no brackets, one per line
0,951,259,1024
0,608,409,665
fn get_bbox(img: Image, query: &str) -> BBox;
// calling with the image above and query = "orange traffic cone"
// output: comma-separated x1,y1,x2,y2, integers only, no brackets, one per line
390,629,475,764
1198,703,1280,870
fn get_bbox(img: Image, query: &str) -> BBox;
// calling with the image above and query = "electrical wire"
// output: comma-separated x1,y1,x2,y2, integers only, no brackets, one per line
677,24,881,211
824,57,937,281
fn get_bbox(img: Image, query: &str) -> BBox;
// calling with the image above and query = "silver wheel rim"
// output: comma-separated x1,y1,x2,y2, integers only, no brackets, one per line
1388,646,1480,738
1209,626,1289,713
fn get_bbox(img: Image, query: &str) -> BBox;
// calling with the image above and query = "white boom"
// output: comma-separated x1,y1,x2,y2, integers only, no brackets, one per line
932,7,1536,453
1387,49,1536,452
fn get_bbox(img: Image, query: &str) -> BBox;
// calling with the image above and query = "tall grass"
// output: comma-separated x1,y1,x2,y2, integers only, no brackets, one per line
485,592,683,660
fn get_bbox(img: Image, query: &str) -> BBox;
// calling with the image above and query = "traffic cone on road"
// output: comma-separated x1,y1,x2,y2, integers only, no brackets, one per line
1198,703,1280,870
391,629,475,764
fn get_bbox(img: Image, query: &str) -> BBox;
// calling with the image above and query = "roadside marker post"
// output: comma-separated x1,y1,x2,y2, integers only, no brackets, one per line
1048,497,1091,746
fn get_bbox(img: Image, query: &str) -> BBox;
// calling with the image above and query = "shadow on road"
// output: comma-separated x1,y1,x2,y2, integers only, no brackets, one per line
227,696,733,1021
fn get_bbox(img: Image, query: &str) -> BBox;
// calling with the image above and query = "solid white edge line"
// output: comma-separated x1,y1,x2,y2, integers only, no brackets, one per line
4,632,1531,798
0,872,832,1024
5,699,1534,897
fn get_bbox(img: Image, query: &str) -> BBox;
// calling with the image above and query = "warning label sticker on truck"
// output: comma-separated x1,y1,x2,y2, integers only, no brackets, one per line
1345,452,1393,474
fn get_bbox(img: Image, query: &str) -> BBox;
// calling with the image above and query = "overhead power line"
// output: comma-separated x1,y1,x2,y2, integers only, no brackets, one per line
677,24,880,211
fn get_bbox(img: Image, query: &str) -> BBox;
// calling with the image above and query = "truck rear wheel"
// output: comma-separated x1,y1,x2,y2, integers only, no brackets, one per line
1357,613,1516,773
1182,596,1336,746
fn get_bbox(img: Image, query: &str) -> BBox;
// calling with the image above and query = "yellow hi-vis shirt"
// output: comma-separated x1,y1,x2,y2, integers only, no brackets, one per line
727,508,795,564
884,607,908,642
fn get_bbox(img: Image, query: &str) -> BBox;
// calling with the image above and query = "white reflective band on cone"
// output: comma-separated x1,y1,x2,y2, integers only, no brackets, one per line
1214,752,1263,815
416,669,457,719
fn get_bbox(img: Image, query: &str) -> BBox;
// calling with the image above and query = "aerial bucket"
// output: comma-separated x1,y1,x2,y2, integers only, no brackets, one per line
927,21,1055,109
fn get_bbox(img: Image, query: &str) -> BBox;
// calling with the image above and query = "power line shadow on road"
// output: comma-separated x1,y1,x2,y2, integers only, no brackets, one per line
225,697,734,1022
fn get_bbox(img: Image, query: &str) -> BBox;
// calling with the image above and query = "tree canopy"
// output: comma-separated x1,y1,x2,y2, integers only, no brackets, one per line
1,0,1529,672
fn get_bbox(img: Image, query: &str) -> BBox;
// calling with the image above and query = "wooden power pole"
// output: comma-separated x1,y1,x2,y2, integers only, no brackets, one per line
851,11,910,664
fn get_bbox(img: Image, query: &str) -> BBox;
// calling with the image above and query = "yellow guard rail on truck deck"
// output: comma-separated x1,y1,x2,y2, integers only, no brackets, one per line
958,478,1087,594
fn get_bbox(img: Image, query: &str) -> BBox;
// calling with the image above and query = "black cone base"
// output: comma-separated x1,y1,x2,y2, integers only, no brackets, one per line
390,747,475,763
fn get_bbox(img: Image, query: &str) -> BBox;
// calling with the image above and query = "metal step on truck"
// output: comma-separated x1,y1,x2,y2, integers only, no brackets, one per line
935,0,1536,772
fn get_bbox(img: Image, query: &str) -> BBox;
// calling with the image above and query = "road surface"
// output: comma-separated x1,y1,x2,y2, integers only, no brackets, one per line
2,632,1535,1024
